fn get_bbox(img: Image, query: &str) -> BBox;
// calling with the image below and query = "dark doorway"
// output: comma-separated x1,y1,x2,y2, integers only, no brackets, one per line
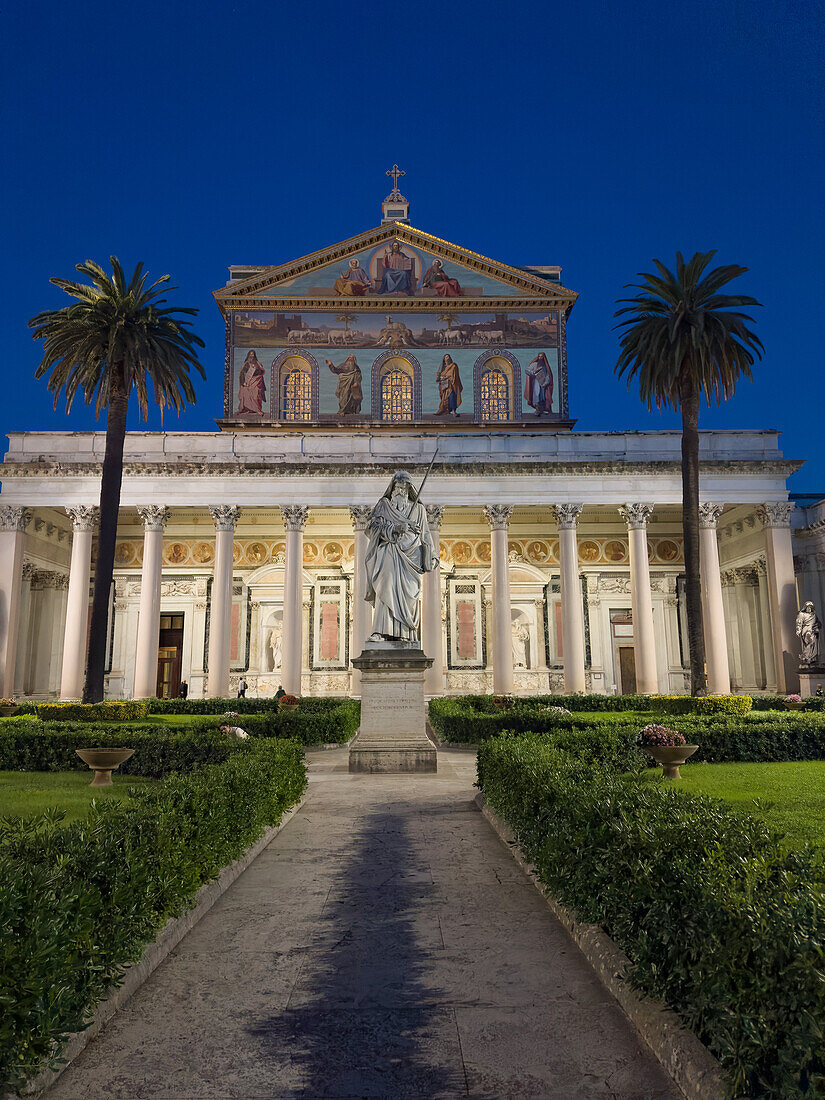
156,613,184,699
618,646,637,695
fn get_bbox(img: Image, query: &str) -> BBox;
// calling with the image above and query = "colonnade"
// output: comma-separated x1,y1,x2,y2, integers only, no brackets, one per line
0,499,803,700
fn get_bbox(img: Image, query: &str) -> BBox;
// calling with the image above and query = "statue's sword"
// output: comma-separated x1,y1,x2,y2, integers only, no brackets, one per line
413,445,439,505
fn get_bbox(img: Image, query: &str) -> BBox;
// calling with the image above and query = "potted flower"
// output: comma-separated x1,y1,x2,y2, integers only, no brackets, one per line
0,698,18,718
278,694,300,712
784,693,805,710
492,695,514,709
637,723,698,779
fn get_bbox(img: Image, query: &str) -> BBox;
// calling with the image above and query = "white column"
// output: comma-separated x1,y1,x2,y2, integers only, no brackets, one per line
551,504,586,693
620,504,658,695
534,599,548,670
698,503,730,694
14,563,35,697
59,506,99,700
755,559,777,690
732,569,759,690
758,502,798,693
280,505,308,696
133,506,169,698
423,505,445,696
0,507,31,698
207,506,240,699
484,505,514,694
349,505,373,694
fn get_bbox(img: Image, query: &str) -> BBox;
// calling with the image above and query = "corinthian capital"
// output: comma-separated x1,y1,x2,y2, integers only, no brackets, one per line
619,503,654,530
756,502,795,528
349,505,373,532
550,503,583,530
425,504,445,529
698,503,724,529
280,505,309,532
0,506,32,532
483,504,513,531
209,505,241,532
66,505,100,532
137,505,170,531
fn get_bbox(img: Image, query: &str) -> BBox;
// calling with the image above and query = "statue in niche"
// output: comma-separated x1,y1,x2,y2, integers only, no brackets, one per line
365,471,436,644
512,622,529,668
267,622,283,671
325,355,363,414
796,602,822,665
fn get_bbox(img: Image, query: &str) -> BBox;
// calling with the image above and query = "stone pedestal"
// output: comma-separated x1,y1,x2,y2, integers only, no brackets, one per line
799,667,825,698
349,641,436,773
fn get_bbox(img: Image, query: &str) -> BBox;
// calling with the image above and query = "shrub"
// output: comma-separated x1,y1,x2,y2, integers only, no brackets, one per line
32,701,151,722
190,701,360,746
0,721,249,778
478,734,825,1097
145,696,350,716
650,694,753,716
0,737,306,1093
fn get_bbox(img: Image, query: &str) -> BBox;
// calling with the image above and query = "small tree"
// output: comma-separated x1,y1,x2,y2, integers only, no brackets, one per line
335,311,356,333
614,251,762,695
29,258,205,702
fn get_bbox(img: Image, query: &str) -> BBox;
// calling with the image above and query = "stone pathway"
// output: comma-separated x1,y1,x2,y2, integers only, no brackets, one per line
48,750,679,1099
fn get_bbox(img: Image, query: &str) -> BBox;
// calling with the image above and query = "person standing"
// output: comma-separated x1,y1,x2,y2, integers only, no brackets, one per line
237,677,248,699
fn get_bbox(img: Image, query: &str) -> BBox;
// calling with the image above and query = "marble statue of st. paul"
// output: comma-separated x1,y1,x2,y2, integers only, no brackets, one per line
365,471,436,644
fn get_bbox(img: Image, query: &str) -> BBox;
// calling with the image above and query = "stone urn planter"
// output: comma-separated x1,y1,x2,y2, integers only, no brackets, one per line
783,700,806,710
647,744,698,780
278,698,299,713
0,704,19,718
75,747,135,787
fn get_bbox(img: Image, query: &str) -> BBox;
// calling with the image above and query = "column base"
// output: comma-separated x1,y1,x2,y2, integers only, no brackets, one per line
799,667,825,698
349,641,436,774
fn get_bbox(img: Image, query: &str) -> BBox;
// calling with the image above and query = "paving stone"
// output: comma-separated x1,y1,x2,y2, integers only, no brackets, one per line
47,749,679,1100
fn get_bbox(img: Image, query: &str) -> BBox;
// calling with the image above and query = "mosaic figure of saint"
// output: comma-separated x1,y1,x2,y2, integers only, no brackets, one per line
326,355,363,415
423,258,462,298
236,351,266,416
334,257,372,297
378,243,416,295
524,352,554,416
365,471,436,643
435,354,462,416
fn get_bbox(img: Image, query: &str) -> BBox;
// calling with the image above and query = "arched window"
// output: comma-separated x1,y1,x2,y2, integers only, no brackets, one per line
372,352,421,420
480,368,509,421
381,368,413,421
282,368,312,420
272,351,318,421
473,352,522,421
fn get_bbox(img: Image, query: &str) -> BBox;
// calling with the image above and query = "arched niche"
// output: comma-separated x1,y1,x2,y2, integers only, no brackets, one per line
271,350,319,421
473,351,522,421
372,351,422,421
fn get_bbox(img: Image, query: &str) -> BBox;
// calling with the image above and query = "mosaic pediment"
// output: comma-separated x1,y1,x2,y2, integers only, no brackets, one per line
215,225,578,306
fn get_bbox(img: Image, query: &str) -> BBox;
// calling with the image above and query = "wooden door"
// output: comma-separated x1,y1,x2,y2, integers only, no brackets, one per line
156,613,184,699
618,646,637,695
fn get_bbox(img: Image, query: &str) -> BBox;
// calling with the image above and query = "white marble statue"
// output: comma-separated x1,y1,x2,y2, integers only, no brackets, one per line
796,601,822,665
512,622,529,668
267,623,283,671
365,470,436,643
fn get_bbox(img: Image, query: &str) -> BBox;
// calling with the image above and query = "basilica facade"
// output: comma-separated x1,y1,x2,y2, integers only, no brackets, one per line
0,190,821,701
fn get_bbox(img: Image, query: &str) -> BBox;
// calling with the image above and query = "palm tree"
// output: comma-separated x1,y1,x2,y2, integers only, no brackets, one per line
335,311,355,333
614,251,763,696
29,258,205,702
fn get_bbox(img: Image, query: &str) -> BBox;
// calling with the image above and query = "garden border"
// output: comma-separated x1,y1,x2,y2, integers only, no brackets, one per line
475,791,728,1100
11,797,306,1100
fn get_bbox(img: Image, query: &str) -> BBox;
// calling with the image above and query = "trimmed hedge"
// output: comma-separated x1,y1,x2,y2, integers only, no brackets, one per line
0,737,306,1093
16,701,152,722
190,700,360,745
145,696,350,715
430,700,825,763
649,694,753,716
478,733,825,1097
0,721,249,777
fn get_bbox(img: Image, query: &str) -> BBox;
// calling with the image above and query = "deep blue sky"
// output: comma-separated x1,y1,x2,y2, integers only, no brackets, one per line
2,0,823,488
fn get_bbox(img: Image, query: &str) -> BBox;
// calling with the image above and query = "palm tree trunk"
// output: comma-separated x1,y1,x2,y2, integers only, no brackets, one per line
680,378,707,696
83,366,128,703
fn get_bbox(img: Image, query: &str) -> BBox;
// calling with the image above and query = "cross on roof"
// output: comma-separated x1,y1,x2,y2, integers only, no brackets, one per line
386,164,405,197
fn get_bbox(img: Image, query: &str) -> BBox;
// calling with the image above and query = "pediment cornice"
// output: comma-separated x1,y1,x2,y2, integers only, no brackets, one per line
213,222,579,313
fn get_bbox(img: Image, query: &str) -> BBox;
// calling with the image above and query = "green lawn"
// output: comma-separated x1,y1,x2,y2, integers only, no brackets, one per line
667,761,825,852
0,771,157,824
